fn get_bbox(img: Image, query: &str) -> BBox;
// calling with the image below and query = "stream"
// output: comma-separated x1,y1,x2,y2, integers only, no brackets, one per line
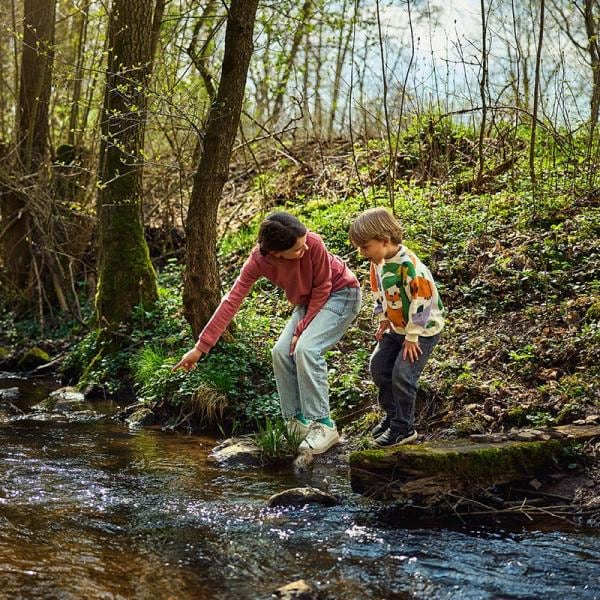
1,373,599,599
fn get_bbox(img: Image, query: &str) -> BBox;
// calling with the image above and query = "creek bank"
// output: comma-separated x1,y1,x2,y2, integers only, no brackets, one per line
349,424,600,527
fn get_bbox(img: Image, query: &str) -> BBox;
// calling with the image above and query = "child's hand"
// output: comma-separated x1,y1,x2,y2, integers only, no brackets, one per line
402,340,422,363
172,347,204,372
375,320,391,341
289,335,299,355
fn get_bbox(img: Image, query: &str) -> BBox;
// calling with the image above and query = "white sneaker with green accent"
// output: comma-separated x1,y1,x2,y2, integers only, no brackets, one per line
298,422,340,454
287,417,311,440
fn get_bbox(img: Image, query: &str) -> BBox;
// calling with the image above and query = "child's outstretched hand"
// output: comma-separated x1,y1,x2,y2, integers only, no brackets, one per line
375,320,391,341
402,340,422,363
172,347,204,372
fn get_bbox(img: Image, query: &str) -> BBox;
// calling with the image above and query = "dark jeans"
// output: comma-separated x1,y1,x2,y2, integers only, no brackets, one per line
369,331,440,435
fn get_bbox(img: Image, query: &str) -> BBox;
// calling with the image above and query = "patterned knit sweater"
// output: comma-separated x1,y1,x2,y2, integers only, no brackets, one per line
370,245,445,342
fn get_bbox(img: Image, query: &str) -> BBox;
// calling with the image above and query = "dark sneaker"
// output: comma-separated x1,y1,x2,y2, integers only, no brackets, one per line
373,429,417,448
371,415,391,437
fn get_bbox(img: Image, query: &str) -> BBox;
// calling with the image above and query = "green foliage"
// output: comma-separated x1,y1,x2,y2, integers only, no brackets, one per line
251,417,304,462
508,344,537,363
525,411,556,428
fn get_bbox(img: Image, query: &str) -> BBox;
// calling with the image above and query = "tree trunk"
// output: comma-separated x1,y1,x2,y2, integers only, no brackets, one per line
1,0,55,295
271,0,314,122
67,1,89,147
183,0,260,338
584,0,600,157
95,0,160,327
327,0,351,138
529,0,545,190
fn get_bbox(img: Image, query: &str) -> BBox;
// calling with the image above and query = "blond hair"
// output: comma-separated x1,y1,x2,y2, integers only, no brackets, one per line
349,207,403,246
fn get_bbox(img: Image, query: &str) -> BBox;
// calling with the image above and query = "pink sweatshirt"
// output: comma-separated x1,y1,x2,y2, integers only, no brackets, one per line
195,232,359,353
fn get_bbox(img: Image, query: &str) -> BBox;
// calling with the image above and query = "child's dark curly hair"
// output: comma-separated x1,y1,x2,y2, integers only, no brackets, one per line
258,212,307,255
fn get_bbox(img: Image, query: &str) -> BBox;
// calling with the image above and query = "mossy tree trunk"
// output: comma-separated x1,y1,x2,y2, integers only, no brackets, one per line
95,0,163,328
1,0,55,297
183,0,259,337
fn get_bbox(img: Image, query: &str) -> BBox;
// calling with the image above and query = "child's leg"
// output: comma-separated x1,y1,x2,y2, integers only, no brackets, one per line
294,287,361,420
369,332,404,418
271,306,306,419
390,333,440,434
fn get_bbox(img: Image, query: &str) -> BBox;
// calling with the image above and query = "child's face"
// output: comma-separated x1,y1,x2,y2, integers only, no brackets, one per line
356,237,398,263
271,234,309,260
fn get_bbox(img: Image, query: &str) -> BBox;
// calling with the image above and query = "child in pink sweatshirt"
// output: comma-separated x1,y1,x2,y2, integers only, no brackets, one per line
174,212,361,454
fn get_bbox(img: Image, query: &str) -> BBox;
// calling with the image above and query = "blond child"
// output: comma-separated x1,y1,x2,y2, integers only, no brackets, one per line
349,207,444,447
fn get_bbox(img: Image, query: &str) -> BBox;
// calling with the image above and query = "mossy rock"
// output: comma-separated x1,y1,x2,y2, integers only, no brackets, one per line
126,407,156,428
349,424,600,501
0,346,10,360
17,347,51,370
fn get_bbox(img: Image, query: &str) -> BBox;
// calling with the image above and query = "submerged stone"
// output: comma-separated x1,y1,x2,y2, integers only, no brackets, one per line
273,579,317,599
268,486,338,508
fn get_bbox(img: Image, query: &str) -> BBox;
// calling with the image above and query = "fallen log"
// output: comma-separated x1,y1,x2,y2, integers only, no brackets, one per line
349,424,600,502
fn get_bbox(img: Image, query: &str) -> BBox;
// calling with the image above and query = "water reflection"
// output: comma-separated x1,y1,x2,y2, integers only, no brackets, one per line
1,378,599,599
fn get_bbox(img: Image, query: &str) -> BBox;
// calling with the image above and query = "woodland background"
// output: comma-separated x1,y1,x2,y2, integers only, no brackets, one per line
0,0,598,438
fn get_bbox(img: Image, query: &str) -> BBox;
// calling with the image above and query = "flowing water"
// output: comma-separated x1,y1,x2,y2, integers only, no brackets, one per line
1,374,599,599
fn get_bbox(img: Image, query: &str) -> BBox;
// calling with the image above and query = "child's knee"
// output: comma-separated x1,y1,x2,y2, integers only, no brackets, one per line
271,341,288,362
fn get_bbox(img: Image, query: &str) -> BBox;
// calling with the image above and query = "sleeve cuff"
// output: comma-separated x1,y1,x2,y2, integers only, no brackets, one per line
405,333,419,343
195,339,211,353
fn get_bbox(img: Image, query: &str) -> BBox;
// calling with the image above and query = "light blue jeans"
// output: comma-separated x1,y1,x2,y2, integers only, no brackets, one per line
271,286,362,421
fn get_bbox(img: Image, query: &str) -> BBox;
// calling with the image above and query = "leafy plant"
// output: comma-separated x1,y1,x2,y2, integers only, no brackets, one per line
251,417,304,462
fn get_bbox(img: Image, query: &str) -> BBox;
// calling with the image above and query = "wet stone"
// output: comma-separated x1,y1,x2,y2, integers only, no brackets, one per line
273,579,317,599
293,451,314,472
212,437,262,466
34,387,87,412
126,407,156,428
268,486,338,508
0,387,20,402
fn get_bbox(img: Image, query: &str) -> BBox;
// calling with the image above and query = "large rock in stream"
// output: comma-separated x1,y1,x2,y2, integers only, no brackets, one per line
33,387,88,412
349,424,600,501
268,486,338,508
212,437,264,466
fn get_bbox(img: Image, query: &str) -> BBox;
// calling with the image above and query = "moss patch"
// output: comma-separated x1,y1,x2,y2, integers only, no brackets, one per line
17,347,50,369
350,439,565,481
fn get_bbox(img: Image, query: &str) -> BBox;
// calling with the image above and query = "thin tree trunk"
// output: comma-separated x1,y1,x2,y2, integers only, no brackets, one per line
584,0,600,186
529,0,545,190
312,19,324,134
187,0,223,102
19,0,55,170
1,0,55,295
476,0,489,187
271,0,314,121
327,0,351,137
183,0,260,338
95,0,160,327
68,1,89,146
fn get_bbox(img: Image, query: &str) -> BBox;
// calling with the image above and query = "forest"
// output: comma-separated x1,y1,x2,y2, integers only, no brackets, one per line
0,0,599,598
